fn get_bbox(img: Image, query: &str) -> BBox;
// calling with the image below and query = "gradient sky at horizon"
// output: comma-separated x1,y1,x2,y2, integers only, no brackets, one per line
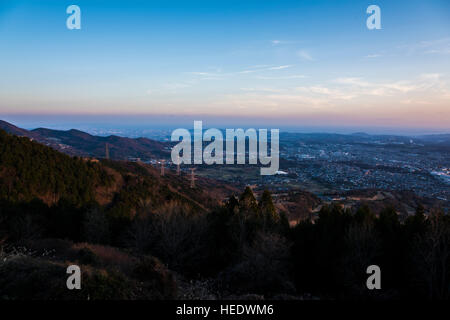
0,0,449,133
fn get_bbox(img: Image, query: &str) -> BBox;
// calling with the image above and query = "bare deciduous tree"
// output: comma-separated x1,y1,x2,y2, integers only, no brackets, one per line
413,209,450,300
341,220,381,297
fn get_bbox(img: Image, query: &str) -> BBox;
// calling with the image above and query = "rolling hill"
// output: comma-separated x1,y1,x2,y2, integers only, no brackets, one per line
0,120,170,161
0,128,225,213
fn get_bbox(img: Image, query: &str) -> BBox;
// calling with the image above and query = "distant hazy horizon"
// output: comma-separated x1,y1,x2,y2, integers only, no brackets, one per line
1,113,448,136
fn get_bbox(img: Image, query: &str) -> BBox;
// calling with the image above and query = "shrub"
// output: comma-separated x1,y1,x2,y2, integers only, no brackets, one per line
218,232,294,295
0,256,68,300
132,256,177,299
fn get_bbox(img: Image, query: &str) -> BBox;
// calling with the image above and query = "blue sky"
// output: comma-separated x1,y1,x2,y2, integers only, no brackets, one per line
0,0,449,133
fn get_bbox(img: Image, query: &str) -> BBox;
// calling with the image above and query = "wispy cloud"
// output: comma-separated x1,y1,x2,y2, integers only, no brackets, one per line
255,75,306,80
240,87,285,93
398,37,450,56
334,77,371,87
296,86,356,100
162,83,192,90
425,48,450,55
334,74,446,95
237,69,258,74
187,71,230,80
297,50,314,61
268,65,292,70
271,40,295,46
189,72,216,76
238,65,293,73
189,65,294,78
246,65,272,69
365,54,382,58
214,73,449,115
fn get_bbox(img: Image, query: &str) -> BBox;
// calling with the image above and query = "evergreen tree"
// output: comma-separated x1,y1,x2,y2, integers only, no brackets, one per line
239,186,258,215
259,189,279,230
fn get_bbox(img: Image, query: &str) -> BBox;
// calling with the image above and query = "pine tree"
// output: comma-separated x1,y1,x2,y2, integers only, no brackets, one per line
259,190,279,229
239,186,258,216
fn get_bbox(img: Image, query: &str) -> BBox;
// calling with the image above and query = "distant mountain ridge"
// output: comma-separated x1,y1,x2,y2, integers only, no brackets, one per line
1,120,449,161
0,120,41,139
0,120,170,160
280,131,450,146
414,133,450,144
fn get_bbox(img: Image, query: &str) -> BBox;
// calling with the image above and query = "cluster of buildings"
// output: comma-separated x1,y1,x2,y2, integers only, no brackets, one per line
280,141,449,201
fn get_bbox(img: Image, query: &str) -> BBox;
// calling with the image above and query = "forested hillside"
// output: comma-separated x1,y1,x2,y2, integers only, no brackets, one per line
0,129,448,300
0,130,112,204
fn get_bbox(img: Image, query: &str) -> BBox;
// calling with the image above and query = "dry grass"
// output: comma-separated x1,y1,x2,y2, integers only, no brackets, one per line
72,243,137,273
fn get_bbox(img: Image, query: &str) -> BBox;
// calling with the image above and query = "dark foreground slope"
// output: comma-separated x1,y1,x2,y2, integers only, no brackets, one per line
0,129,449,300
0,129,221,299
